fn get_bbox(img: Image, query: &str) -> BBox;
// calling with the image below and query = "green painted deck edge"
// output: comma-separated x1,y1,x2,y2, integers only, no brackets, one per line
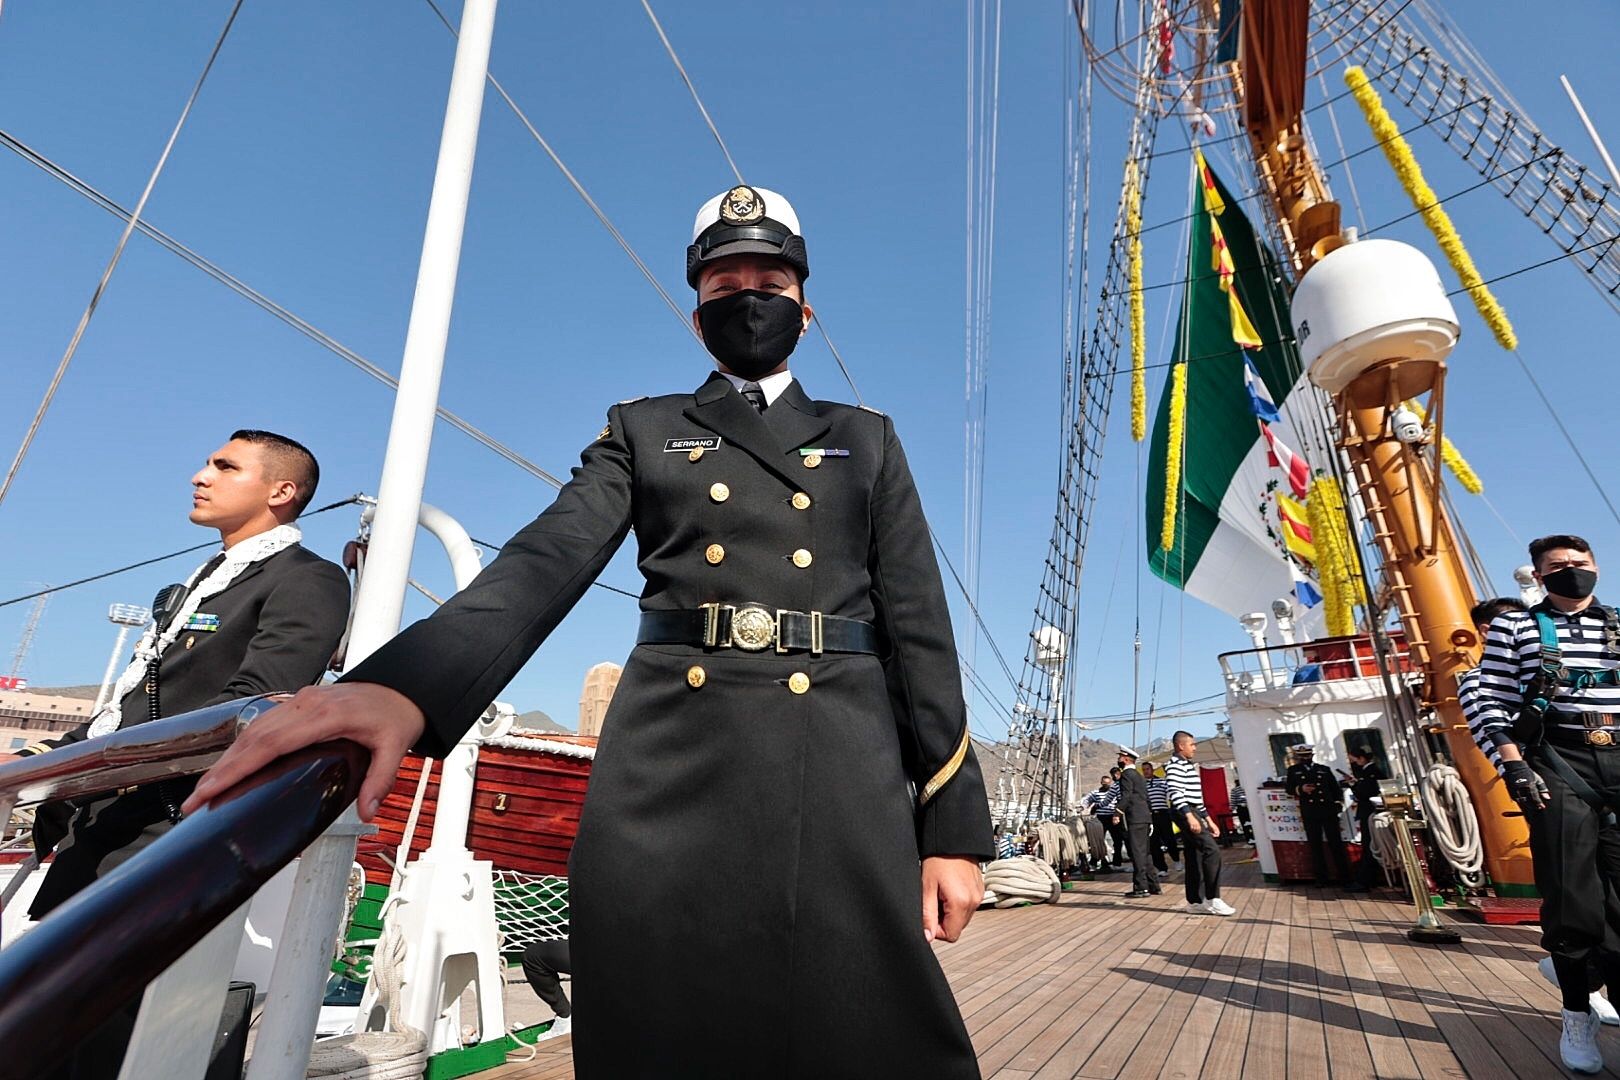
1493,882,1540,898
424,1022,555,1079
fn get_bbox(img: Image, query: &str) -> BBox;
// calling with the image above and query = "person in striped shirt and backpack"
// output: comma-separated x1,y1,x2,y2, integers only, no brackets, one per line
1167,731,1236,916
1082,773,1124,870
1466,536,1620,1074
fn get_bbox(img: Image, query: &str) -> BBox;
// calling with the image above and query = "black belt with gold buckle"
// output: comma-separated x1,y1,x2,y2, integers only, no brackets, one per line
637,605,879,656
1551,713,1620,747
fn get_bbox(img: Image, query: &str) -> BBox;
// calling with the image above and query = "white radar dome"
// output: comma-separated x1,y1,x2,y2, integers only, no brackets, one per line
1291,238,1459,395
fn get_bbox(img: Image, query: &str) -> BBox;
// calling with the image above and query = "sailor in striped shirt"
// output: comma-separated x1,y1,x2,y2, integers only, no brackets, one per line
1142,760,1174,874
1083,774,1126,868
1167,732,1235,916
1458,596,1527,777
1468,535,1620,1073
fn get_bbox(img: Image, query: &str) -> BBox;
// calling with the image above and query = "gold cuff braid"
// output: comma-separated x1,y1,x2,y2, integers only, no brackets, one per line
920,725,971,806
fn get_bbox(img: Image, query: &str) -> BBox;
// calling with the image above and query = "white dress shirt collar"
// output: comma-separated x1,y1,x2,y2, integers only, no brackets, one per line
720,368,795,406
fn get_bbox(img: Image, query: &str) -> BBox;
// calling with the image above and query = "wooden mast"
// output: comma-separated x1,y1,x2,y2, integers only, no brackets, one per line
1229,0,1533,889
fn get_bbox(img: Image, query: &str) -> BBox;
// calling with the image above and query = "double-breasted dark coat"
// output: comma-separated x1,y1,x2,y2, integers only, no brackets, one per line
345,372,995,1077
29,544,349,917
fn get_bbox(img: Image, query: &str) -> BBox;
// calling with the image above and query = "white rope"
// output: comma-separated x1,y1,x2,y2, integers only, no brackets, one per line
1366,810,1404,888
305,906,428,1078
981,855,1062,907
387,758,436,896
1421,763,1486,890
482,734,596,759
0,0,245,510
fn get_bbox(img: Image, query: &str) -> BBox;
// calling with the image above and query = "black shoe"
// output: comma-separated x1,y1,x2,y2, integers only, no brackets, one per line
1148,886,1163,895
1125,890,1151,898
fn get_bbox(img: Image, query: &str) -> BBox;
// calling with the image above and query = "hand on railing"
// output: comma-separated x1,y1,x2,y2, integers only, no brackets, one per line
0,736,369,1077
183,682,425,821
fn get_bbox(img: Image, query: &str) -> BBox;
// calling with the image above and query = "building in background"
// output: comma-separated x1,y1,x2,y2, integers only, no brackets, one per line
0,685,95,751
578,662,622,737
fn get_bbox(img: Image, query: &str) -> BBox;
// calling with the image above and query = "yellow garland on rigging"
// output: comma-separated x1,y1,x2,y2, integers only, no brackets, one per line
1306,476,1366,637
1160,362,1187,551
1343,66,1518,351
1127,160,1147,441
1404,398,1484,495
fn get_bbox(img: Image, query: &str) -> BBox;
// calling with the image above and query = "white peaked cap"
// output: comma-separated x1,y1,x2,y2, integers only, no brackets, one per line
691,185,801,242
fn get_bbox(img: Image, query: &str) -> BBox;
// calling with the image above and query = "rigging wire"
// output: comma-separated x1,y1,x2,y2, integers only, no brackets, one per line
0,496,361,610
637,0,745,186
0,128,569,491
632,0,866,409
423,0,697,344
0,0,246,512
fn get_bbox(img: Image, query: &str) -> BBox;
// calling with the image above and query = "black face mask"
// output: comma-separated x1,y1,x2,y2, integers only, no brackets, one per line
696,290,804,381
1544,566,1599,600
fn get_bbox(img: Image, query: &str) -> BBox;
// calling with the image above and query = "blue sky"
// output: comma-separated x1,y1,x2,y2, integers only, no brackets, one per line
0,1,1616,748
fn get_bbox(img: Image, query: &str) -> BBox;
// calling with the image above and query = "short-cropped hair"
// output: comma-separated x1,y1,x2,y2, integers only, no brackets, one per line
1529,534,1592,569
1470,597,1526,628
231,429,320,518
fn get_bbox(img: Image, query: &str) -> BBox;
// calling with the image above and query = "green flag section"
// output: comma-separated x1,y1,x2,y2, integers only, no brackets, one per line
1145,158,1321,621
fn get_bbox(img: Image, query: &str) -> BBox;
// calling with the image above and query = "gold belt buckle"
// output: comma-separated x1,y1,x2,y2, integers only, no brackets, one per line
729,604,776,651
1589,729,1615,747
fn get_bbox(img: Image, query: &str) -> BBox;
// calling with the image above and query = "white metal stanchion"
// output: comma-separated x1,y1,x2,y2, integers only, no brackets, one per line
245,2,500,1075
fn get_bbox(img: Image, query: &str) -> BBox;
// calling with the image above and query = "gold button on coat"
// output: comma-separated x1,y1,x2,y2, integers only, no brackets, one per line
788,672,811,695
709,482,730,503
705,544,725,565
688,447,705,462
686,666,706,689
792,549,813,568
803,453,823,469
791,492,812,510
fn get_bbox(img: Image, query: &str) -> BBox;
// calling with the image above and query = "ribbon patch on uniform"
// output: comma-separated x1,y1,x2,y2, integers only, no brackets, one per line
665,436,723,453
798,448,850,457
183,613,221,632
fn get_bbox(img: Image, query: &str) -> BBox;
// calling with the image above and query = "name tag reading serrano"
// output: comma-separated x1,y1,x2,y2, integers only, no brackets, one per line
665,436,723,453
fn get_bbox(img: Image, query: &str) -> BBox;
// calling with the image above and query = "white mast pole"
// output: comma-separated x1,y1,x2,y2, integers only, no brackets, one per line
1560,75,1620,190
244,4,499,1074
347,0,499,667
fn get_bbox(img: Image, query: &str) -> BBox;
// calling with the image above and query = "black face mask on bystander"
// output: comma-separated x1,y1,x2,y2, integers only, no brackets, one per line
697,290,804,381
1544,566,1599,601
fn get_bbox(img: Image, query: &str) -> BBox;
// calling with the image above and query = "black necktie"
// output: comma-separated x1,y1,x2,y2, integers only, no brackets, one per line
742,383,768,414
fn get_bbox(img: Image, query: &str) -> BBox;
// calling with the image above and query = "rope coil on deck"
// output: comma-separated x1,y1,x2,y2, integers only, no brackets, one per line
1421,764,1486,890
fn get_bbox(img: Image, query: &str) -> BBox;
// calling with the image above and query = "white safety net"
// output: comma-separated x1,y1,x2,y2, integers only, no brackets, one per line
492,870,570,954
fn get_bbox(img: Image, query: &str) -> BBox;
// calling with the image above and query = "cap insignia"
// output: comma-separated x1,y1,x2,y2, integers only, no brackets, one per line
719,184,765,225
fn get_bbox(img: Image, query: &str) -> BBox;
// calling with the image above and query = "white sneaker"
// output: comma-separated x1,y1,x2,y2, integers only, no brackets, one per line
1561,1008,1603,1074
1207,898,1237,917
1184,901,1211,915
1157,870,1169,879
1540,956,1620,1025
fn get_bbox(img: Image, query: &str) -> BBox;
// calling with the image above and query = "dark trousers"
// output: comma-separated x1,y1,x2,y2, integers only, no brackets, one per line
1183,819,1223,904
1124,811,1155,892
1235,805,1253,839
1529,741,1620,1012
1151,810,1180,863
1106,818,1130,864
1302,808,1350,884
1354,812,1381,888
521,938,573,1018
1147,815,1168,872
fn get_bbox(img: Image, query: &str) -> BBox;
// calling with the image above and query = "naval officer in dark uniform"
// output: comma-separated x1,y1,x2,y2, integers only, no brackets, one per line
1284,743,1350,886
1116,746,1157,897
190,185,995,1078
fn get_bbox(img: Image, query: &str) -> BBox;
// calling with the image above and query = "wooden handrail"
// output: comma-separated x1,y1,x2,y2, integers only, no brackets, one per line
0,696,278,807
0,736,368,1079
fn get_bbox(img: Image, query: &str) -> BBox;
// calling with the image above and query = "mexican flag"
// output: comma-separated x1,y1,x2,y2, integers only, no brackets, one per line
1145,155,1328,623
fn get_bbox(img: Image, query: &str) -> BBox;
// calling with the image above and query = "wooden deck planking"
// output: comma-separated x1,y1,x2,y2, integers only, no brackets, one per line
482,852,1614,1079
